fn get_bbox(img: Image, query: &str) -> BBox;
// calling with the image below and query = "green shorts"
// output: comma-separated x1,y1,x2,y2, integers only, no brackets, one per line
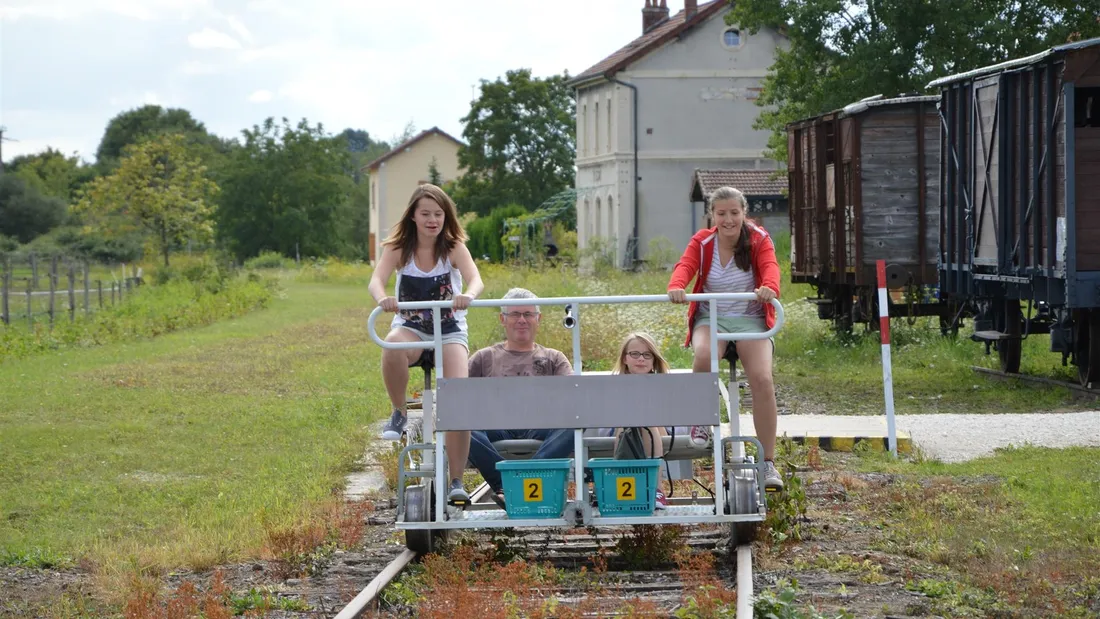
692,313,774,347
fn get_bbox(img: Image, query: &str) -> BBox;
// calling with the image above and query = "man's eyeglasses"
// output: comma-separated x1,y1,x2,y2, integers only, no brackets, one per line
626,351,653,360
504,311,538,321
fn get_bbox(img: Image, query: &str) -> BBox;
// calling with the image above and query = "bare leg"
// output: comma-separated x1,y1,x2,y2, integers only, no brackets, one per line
735,339,777,461
441,342,471,484
691,325,728,373
382,328,424,412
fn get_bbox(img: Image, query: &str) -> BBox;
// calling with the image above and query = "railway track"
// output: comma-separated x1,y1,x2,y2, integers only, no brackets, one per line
970,365,1100,398
333,484,756,618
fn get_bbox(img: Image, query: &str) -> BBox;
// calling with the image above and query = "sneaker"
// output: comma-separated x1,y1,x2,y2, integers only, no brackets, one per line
380,409,406,441
689,426,710,447
762,460,784,492
489,488,506,510
654,490,669,510
447,478,470,506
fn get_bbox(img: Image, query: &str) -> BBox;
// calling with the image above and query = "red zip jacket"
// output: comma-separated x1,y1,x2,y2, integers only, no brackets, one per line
666,223,781,347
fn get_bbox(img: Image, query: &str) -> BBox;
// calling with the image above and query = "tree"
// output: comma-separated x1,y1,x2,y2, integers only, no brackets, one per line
456,69,576,215
8,147,96,202
428,157,443,186
217,117,354,260
729,0,1100,162
0,174,68,243
337,128,389,261
75,133,219,266
95,104,233,172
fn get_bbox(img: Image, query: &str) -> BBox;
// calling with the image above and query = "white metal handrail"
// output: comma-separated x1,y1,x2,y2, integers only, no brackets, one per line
367,292,785,525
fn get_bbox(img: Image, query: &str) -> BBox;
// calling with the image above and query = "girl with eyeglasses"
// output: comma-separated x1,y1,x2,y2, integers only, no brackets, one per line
610,332,673,509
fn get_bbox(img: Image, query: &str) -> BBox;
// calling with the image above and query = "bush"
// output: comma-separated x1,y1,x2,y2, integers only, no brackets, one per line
0,274,277,363
466,204,527,262
245,250,295,270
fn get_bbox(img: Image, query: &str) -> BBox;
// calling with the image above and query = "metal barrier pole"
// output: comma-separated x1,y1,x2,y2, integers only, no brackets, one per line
432,308,446,524
876,260,899,457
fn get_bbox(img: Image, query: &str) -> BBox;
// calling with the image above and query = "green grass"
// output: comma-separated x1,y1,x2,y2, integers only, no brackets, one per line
853,446,1100,616
0,281,376,578
0,254,1092,606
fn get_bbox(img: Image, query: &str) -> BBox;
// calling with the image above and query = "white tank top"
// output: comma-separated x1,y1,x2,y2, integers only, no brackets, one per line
703,242,762,317
390,255,467,334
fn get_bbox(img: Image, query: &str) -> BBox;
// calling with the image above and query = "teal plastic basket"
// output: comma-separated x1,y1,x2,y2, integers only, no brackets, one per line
496,458,573,519
588,458,661,516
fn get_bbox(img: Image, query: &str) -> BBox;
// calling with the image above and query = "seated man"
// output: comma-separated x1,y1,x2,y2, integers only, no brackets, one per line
465,287,574,508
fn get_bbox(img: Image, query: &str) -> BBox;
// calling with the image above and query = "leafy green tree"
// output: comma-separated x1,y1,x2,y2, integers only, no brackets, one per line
337,128,390,262
75,133,219,266
217,117,354,260
456,69,576,215
0,174,68,243
95,104,233,173
428,157,443,186
729,0,1100,161
8,148,96,203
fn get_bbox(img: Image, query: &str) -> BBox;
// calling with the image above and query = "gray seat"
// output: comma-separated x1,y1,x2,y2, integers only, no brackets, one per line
491,433,710,461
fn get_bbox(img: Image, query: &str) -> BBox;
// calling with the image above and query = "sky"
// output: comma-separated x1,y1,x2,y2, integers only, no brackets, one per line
0,0,696,164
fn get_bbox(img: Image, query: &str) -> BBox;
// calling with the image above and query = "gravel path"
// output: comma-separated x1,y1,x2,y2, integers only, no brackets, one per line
896,411,1100,462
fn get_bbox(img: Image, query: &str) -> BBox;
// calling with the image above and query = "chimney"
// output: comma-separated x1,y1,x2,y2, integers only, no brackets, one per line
684,0,697,20
642,0,669,33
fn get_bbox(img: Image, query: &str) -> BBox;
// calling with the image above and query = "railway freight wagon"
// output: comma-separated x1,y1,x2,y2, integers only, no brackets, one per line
787,95,951,333
931,37,1100,384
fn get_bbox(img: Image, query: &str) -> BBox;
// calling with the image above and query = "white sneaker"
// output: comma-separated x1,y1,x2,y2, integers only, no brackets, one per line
689,426,710,447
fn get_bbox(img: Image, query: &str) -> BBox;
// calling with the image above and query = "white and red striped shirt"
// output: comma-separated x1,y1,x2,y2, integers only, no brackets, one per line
703,241,763,317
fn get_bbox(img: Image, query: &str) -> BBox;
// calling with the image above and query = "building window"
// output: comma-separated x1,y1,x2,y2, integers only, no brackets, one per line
595,197,602,239
607,196,614,238
606,98,612,153
594,101,600,156
722,27,741,48
581,103,587,156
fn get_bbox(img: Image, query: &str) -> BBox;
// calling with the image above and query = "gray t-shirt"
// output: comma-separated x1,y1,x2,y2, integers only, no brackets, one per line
468,342,573,378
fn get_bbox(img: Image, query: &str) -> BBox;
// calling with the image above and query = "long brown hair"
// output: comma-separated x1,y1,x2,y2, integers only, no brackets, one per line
708,186,752,271
612,332,671,375
382,184,467,267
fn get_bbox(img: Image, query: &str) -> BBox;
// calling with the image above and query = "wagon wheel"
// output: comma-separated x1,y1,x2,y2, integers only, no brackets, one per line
1074,310,1100,386
832,288,853,334
939,302,961,338
998,300,1022,374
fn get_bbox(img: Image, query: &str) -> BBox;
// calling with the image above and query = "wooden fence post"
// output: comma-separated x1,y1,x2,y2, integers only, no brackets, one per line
1,255,10,325
48,256,58,328
97,280,103,309
83,262,90,317
30,253,38,289
67,264,76,322
26,278,33,327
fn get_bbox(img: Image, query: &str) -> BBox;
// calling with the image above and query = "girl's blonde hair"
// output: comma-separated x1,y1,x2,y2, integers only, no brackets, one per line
612,332,671,375
381,183,468,267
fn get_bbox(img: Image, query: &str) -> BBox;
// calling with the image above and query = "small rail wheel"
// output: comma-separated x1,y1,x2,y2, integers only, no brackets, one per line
404,482,445,554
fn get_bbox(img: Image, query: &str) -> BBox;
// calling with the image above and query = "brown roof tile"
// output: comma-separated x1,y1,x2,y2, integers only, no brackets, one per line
691,169,788,200
362,126,465,171
570,0,728,85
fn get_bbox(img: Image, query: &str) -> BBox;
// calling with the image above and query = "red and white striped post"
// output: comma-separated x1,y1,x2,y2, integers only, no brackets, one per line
876,260,899,457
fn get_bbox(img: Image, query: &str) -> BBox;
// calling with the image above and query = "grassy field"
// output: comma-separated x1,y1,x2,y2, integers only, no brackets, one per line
1,253,1096,611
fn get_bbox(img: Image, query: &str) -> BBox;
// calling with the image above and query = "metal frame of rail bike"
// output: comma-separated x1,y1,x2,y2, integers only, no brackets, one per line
366,293,784,540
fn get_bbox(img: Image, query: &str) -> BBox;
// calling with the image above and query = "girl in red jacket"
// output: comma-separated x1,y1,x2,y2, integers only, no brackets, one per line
667,186,783,491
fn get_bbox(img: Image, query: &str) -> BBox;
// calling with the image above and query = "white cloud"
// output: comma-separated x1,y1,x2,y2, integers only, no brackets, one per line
225,15,253,44
187,27,241,50
0,0,210,22
3,0,681,163
179,60,222,75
